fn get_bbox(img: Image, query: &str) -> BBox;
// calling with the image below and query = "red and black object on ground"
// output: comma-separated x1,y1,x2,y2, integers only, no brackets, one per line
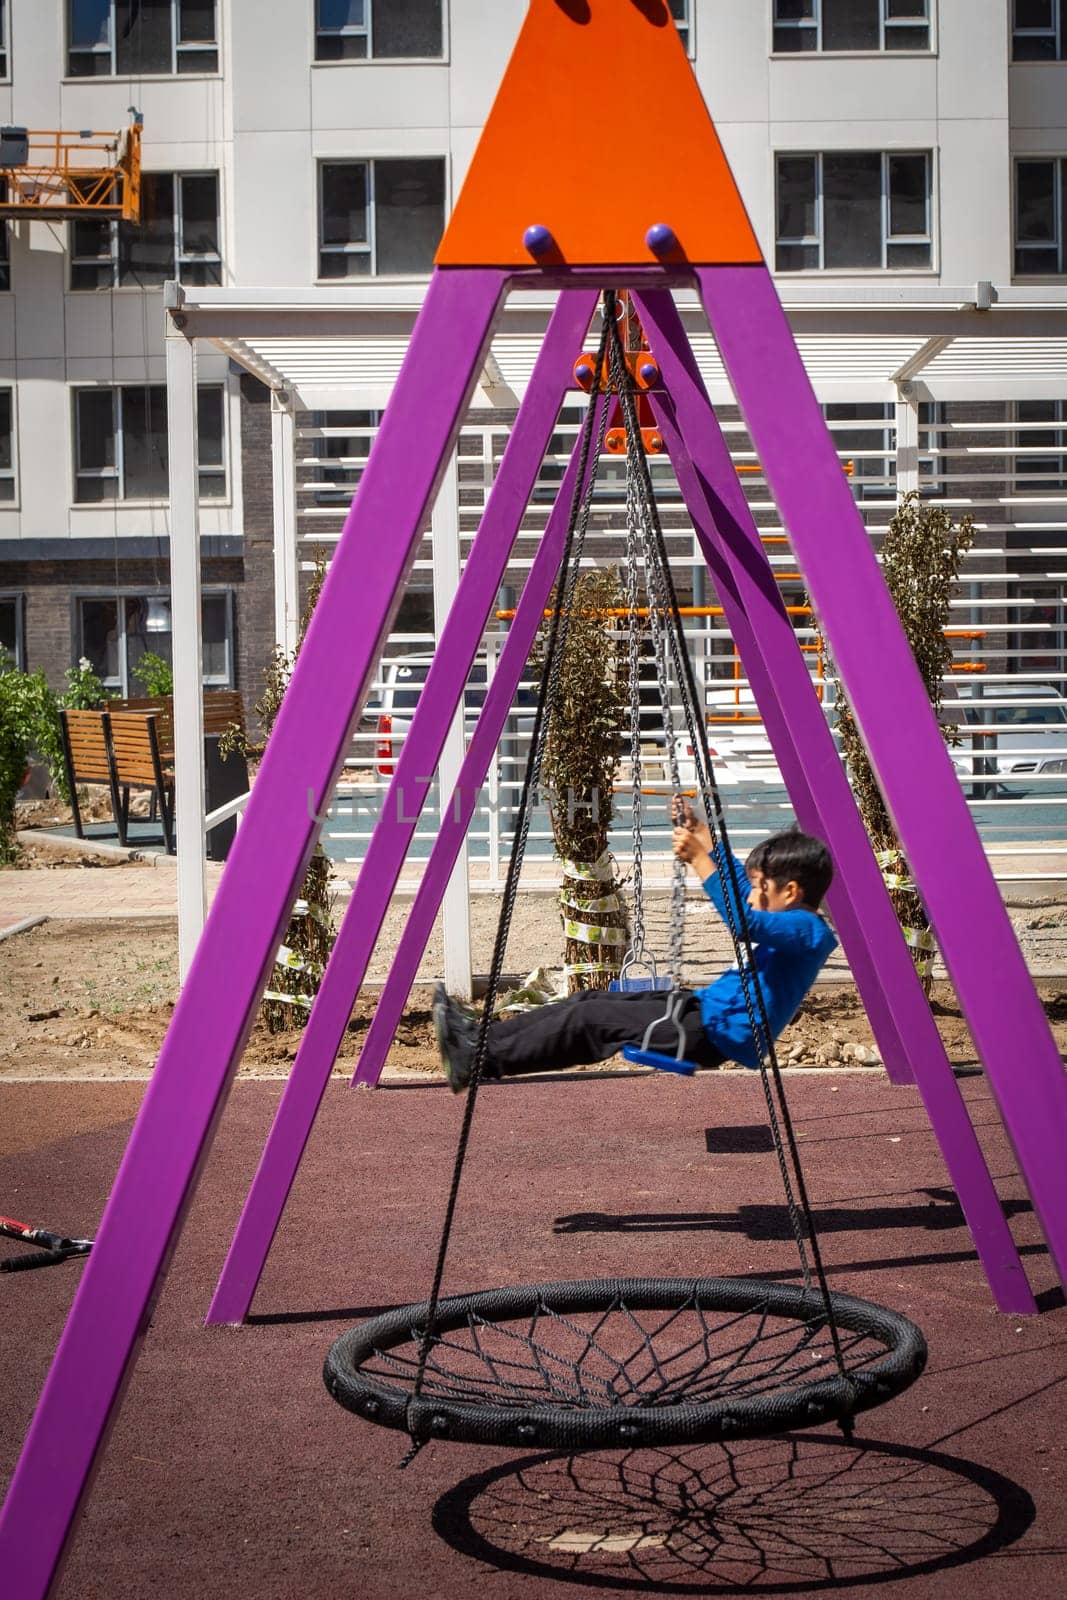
0,1214,93,1273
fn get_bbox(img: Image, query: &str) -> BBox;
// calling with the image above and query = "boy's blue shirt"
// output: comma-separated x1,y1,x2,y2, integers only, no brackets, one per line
696,854,838,1070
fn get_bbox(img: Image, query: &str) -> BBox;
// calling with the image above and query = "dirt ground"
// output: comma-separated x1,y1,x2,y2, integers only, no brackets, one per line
4,909,1067,1081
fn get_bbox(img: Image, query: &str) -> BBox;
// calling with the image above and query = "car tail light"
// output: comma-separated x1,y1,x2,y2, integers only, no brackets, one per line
376,713,394,776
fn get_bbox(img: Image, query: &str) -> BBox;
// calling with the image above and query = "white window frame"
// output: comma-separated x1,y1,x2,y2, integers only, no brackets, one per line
317,157,446,278
0,383,15,504
0,592,24,669
1015,157,1065,276
772,0,932,54
70,170,221,290
72,382,227,504
1012,0,1066,60
313,0,447,62
66,0,219,78
0,0,9,79
775,150,933,272
669,0,694,56
75,587,235,694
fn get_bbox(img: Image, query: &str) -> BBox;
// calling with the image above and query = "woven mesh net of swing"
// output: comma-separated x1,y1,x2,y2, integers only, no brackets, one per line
355,1289,899,1414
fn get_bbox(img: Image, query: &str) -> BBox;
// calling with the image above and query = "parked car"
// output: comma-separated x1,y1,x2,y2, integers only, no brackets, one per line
948,681,1067,793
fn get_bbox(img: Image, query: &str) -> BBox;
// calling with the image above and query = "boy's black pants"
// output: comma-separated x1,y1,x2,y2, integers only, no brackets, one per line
484,987,725,1077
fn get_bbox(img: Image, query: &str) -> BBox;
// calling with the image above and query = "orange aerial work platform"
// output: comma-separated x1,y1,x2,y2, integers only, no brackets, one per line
0,117,141,221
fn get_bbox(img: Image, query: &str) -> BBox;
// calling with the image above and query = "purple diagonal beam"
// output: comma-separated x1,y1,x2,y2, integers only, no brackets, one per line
700,263,1067,1294
0,267,508,1600
637,290,1034,1313
206,291,599,1327
352,395,608,1090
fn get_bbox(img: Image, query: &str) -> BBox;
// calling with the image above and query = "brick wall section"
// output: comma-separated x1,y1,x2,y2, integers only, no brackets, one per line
1,555,241,691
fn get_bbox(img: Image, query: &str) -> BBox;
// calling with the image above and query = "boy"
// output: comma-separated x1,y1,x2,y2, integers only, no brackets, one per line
432,810,836,1091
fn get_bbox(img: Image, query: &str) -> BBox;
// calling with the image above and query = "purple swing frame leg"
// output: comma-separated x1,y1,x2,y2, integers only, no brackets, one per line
635,291,1034,1313
0,266,508,1600
699,263,1067,1292
351,396,608,1090
207,291,599,1327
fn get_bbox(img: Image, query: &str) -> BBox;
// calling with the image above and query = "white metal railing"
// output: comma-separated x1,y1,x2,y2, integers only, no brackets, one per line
294,400,1067,892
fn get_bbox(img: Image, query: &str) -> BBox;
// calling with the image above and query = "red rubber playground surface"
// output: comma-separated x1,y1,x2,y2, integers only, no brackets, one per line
2,1070,1065,1599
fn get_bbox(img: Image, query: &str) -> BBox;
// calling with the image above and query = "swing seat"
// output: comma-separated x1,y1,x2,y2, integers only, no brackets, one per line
622,1043,698,1075
609,976,672,993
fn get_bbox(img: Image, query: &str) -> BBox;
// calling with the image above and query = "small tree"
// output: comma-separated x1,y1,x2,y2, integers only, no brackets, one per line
130,651,174,697
221,554,335,1030
825,490,974,990
536,569,630,992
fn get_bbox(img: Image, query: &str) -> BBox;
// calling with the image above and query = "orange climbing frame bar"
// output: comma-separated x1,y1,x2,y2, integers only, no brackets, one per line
0,121,142,221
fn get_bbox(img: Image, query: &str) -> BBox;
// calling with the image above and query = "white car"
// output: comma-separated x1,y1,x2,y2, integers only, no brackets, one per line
950,682,1067,792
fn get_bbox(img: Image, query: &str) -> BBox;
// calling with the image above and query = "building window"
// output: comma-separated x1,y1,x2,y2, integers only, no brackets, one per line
78,591,233,694
1012,0,1067,60
68,0,218,77
669,0,691,53
314,0,444,60
304,410,381,507
0,593,23,668
776,150,932,270
1015,400,1067,493
73,384,226,502
0,387,13,501
773,0,930,52
71,171,221,289
318,158,445,277
1009,584,1067,676
1015,159,1066,275
0,0,8,76
825,403,896,500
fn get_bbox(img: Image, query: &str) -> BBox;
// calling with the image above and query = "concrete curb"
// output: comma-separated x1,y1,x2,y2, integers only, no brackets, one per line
15,830,169,866
0,914,47,943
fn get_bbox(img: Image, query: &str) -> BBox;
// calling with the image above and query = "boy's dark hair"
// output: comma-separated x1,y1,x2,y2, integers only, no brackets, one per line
745,828,833,909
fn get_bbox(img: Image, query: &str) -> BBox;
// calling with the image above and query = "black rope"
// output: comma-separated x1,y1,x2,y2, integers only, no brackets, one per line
605,312,851,1386
402,302,617,1463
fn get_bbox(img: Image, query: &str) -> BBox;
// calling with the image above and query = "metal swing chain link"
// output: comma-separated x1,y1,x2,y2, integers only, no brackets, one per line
402,303,616,1464
606,316,854,1385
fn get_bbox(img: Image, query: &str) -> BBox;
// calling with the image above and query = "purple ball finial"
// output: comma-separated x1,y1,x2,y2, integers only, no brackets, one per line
646,223,677,256
639,361,659,386
523,224,555,258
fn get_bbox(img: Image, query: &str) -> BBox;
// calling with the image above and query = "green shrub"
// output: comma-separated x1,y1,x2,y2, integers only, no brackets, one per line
0,653,64,862
61,656,114,711
130,651,174,697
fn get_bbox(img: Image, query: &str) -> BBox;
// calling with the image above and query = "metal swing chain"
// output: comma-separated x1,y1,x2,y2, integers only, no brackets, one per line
607,318,853,1386
623,422,648,973
401,304,616,1464
610,333,688,986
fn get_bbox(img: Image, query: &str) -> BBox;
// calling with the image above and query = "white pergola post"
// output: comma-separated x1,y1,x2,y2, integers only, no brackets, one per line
165,304,207,981
431,452,474,999
895,384,920,497
271,392,300,655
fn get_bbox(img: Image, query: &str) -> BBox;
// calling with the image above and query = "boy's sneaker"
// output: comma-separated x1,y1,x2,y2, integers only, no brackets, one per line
432,982,477,1093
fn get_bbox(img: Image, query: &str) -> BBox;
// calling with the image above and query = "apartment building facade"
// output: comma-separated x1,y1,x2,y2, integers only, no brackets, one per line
0,0,1065,718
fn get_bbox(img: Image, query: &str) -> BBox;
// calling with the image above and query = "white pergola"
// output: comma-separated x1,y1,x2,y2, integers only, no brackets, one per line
164,279,1067,981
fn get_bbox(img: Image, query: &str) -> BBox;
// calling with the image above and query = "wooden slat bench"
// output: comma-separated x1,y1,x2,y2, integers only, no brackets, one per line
114,690,246,757
59,710,122,842
107,712,176,853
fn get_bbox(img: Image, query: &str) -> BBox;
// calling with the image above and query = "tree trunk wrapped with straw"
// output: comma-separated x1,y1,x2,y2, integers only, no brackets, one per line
536,569,630,993
220,553,337,1030
821,491,973,992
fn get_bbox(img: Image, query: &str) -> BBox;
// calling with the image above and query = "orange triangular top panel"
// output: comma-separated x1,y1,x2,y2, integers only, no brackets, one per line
436,0,763,269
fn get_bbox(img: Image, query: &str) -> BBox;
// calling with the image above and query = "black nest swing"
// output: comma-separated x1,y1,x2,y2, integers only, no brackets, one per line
324,297,927,1457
